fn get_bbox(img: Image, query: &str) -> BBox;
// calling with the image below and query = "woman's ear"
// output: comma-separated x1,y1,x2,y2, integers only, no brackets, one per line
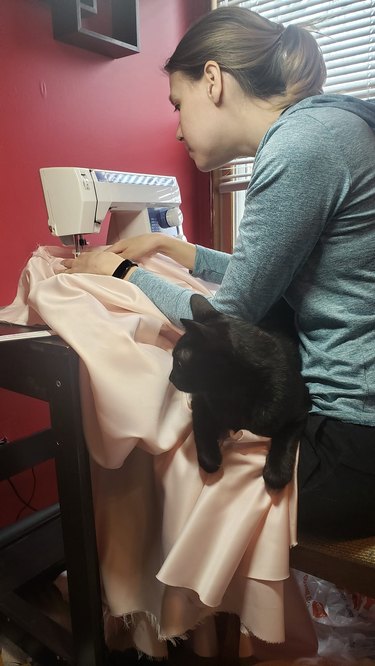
203,60,223,105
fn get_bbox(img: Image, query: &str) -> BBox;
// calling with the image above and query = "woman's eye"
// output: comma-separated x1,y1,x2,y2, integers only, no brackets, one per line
174,104,180,113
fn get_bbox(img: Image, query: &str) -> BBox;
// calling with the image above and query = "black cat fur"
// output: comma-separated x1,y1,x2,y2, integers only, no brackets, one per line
169,294,311,491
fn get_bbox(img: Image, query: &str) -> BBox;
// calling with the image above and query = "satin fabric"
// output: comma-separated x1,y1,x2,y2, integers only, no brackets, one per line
0,246,310,658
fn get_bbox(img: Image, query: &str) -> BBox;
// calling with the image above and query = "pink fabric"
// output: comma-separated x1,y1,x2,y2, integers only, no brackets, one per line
0,246,315,658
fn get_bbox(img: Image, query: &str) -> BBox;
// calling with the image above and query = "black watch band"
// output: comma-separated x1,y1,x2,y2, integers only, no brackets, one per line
112,259,138,279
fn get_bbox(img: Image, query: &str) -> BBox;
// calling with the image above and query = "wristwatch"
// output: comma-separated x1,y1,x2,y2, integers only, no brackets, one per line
112,259,138,280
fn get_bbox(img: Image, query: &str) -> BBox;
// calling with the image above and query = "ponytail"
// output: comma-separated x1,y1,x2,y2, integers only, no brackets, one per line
275,24,327,108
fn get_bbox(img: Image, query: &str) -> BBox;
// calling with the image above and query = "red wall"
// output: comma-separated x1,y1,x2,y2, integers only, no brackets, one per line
0,0,211,527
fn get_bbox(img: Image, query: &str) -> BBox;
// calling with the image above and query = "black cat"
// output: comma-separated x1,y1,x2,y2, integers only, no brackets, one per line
169,294,311,491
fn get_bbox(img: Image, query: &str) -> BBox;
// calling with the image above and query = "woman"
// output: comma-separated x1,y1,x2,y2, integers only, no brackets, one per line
64,7,375,538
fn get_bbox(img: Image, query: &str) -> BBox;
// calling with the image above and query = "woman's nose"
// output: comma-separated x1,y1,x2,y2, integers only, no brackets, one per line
176,124,184,142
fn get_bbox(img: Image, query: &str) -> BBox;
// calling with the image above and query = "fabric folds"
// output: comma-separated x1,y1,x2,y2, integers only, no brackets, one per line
0,245,309,658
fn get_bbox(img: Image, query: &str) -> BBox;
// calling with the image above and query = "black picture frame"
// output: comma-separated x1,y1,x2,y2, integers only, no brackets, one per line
49,0,140,59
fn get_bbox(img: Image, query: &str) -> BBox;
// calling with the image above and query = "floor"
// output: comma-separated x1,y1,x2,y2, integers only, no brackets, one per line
0,637,36,666
0,574,260,665
1,578,374,666
0,638,257,666
2,633,375,666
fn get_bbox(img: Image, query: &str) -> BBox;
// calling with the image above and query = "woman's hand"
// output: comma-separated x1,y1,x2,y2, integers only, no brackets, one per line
108,234,165,261
109,233,197,271
62,248,123,275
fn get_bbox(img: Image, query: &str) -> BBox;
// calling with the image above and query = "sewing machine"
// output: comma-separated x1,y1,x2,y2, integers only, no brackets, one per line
40,167,184,255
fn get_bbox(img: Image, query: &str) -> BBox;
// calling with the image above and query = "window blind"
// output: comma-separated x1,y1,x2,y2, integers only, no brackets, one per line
215,0,375,192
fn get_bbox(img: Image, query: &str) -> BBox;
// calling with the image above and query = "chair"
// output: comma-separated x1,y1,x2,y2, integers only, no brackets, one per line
290,532,375,597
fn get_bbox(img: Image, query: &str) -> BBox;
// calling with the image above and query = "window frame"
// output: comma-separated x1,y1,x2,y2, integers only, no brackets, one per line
210,0,375,253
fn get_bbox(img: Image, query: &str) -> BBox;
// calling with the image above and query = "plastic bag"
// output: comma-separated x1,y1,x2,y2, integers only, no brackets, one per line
293,569,375,659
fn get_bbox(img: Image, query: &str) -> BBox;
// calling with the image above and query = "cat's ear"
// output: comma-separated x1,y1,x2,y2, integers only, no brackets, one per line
180,318,193,330
180,318,210,340
190,294,218,322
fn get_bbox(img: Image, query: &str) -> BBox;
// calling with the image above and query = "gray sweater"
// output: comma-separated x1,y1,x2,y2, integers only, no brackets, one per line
130,95,375,426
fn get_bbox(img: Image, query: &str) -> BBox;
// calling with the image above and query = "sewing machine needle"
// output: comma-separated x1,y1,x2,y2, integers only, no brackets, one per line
73,235,81,258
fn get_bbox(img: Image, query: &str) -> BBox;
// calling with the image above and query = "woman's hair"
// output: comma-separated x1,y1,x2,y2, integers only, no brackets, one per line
164,7,326,109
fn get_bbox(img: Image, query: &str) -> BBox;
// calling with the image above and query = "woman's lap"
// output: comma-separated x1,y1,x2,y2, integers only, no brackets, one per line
297,414,375,538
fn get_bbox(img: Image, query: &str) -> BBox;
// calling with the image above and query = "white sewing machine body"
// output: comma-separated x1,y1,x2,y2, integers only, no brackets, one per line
40,167,184,252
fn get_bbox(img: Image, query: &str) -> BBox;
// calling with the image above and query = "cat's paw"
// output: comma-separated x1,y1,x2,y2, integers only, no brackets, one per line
262,461,292,492
198,452,222,474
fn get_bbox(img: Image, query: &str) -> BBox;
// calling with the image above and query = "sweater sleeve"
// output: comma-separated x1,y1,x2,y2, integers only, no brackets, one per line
128,240,231,326
130,113,350,326
191,245,231,282
129,267,197,324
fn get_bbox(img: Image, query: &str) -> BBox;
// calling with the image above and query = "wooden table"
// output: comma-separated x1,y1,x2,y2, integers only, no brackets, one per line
0,332,107,665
